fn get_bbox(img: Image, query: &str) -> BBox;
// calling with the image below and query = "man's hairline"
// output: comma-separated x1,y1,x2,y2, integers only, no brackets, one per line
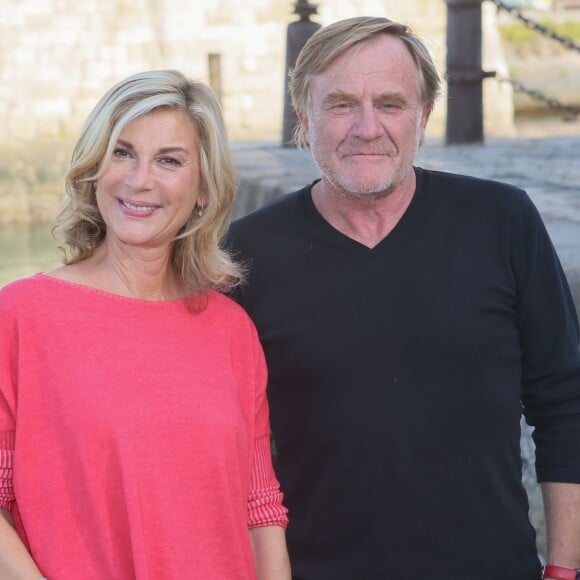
298,31,431,115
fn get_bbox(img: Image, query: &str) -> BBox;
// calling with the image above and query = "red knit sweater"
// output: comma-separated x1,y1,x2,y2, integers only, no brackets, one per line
0,274,287,579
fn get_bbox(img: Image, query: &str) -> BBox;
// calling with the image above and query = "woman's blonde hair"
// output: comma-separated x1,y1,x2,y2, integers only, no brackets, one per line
53,69,242,294
289,16,442,148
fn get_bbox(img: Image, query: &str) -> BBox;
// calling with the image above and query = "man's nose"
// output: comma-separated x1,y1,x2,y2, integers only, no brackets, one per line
352,104,384,141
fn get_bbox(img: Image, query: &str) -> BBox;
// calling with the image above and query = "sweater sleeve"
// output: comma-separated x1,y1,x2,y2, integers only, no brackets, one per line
514,193,580,482
0,431,15,510
0,290,17,510
247,334,288,529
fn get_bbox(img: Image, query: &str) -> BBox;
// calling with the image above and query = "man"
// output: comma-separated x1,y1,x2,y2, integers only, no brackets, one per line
227,16,580,580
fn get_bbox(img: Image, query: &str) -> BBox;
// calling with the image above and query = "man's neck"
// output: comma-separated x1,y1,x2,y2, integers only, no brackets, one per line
311,173,416,249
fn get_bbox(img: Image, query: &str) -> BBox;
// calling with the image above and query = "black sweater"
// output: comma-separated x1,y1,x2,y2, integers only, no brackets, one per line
227,168,580,580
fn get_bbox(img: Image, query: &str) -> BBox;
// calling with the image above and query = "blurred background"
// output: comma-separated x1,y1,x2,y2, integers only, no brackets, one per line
0,0,578,284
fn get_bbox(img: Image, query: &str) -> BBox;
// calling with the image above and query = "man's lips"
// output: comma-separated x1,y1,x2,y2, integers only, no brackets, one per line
341,152,389,159
340,146,394,157
339,141,396,158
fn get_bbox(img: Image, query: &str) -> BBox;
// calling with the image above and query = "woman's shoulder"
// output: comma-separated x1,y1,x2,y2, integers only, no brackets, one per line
1,273,47,300
207,289,252,319
0,274,55,323
205,291,265,378
206,290,259,335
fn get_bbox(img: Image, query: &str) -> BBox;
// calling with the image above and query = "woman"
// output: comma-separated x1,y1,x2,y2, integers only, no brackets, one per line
0,70,290,579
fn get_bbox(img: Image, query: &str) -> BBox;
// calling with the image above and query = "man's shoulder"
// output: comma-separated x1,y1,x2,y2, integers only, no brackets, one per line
418,167,533,214
230,185,308,233
421,166,520,192
227,184,313,254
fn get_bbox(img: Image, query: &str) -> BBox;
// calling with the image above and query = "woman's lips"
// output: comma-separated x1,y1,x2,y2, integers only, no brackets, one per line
118,198,160,215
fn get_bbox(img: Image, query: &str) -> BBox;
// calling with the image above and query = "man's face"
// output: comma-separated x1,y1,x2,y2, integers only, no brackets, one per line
299,34,431,199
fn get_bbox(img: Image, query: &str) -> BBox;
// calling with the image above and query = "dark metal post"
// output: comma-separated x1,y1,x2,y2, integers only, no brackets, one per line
281,0,321,147
445,0,485,144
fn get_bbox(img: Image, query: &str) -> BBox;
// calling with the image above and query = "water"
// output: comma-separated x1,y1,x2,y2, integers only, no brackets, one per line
0,223,60,287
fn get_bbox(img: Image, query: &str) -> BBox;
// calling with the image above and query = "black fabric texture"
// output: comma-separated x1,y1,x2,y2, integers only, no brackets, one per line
226,167,580,580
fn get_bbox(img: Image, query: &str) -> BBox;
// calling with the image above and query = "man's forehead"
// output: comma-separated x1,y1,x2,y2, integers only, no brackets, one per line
315,67,404,83
310,39,416,86
322,35,413,71
309,65,418,99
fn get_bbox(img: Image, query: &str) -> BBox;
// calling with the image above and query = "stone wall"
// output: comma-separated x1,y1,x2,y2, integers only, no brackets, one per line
0,0,515,223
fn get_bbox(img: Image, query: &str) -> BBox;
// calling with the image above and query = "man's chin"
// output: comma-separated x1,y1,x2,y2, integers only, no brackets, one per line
333,177,397,199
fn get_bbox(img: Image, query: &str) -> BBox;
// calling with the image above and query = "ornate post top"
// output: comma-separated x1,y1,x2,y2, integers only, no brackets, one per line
293,0,319,21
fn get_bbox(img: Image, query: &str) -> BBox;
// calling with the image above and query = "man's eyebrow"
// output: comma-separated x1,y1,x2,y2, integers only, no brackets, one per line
321,90,355,106
375,92,408,106
321,91,410,107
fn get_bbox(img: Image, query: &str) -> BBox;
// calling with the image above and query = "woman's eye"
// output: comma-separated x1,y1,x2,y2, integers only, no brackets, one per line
112,147,131,159
159,156,181,167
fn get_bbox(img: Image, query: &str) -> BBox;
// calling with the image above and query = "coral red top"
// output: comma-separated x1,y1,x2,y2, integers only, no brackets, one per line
0,274,287,579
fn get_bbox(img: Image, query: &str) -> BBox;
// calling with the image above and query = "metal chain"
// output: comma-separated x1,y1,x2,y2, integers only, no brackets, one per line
488,0,580,52
484,0,579,119
494,72,580,119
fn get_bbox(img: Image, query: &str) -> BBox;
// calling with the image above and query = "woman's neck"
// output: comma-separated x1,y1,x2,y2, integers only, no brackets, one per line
52,240,189,301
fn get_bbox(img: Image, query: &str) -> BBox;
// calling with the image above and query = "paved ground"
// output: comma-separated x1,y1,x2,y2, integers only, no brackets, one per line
231,135,580,315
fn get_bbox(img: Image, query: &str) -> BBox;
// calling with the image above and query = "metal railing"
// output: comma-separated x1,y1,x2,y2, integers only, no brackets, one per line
490,0,580,119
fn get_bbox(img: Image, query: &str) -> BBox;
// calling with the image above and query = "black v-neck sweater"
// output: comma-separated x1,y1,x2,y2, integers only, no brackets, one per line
227,167,580,580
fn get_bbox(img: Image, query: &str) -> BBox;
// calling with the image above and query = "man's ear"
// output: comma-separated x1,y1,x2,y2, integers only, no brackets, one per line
296,109,309,134
418,102,433,146
422,102,433,122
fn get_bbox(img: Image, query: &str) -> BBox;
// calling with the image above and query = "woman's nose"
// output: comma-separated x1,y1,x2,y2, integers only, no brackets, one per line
125,160,154,190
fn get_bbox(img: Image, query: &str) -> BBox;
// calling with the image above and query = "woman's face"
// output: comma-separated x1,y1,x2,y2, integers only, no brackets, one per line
95,108,204,252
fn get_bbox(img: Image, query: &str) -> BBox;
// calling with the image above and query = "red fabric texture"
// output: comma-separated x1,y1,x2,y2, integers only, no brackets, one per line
0,274,287,579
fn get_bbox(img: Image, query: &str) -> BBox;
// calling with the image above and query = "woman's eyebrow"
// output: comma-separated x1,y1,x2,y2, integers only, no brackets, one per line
114,139,190,155
115,138,134,150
